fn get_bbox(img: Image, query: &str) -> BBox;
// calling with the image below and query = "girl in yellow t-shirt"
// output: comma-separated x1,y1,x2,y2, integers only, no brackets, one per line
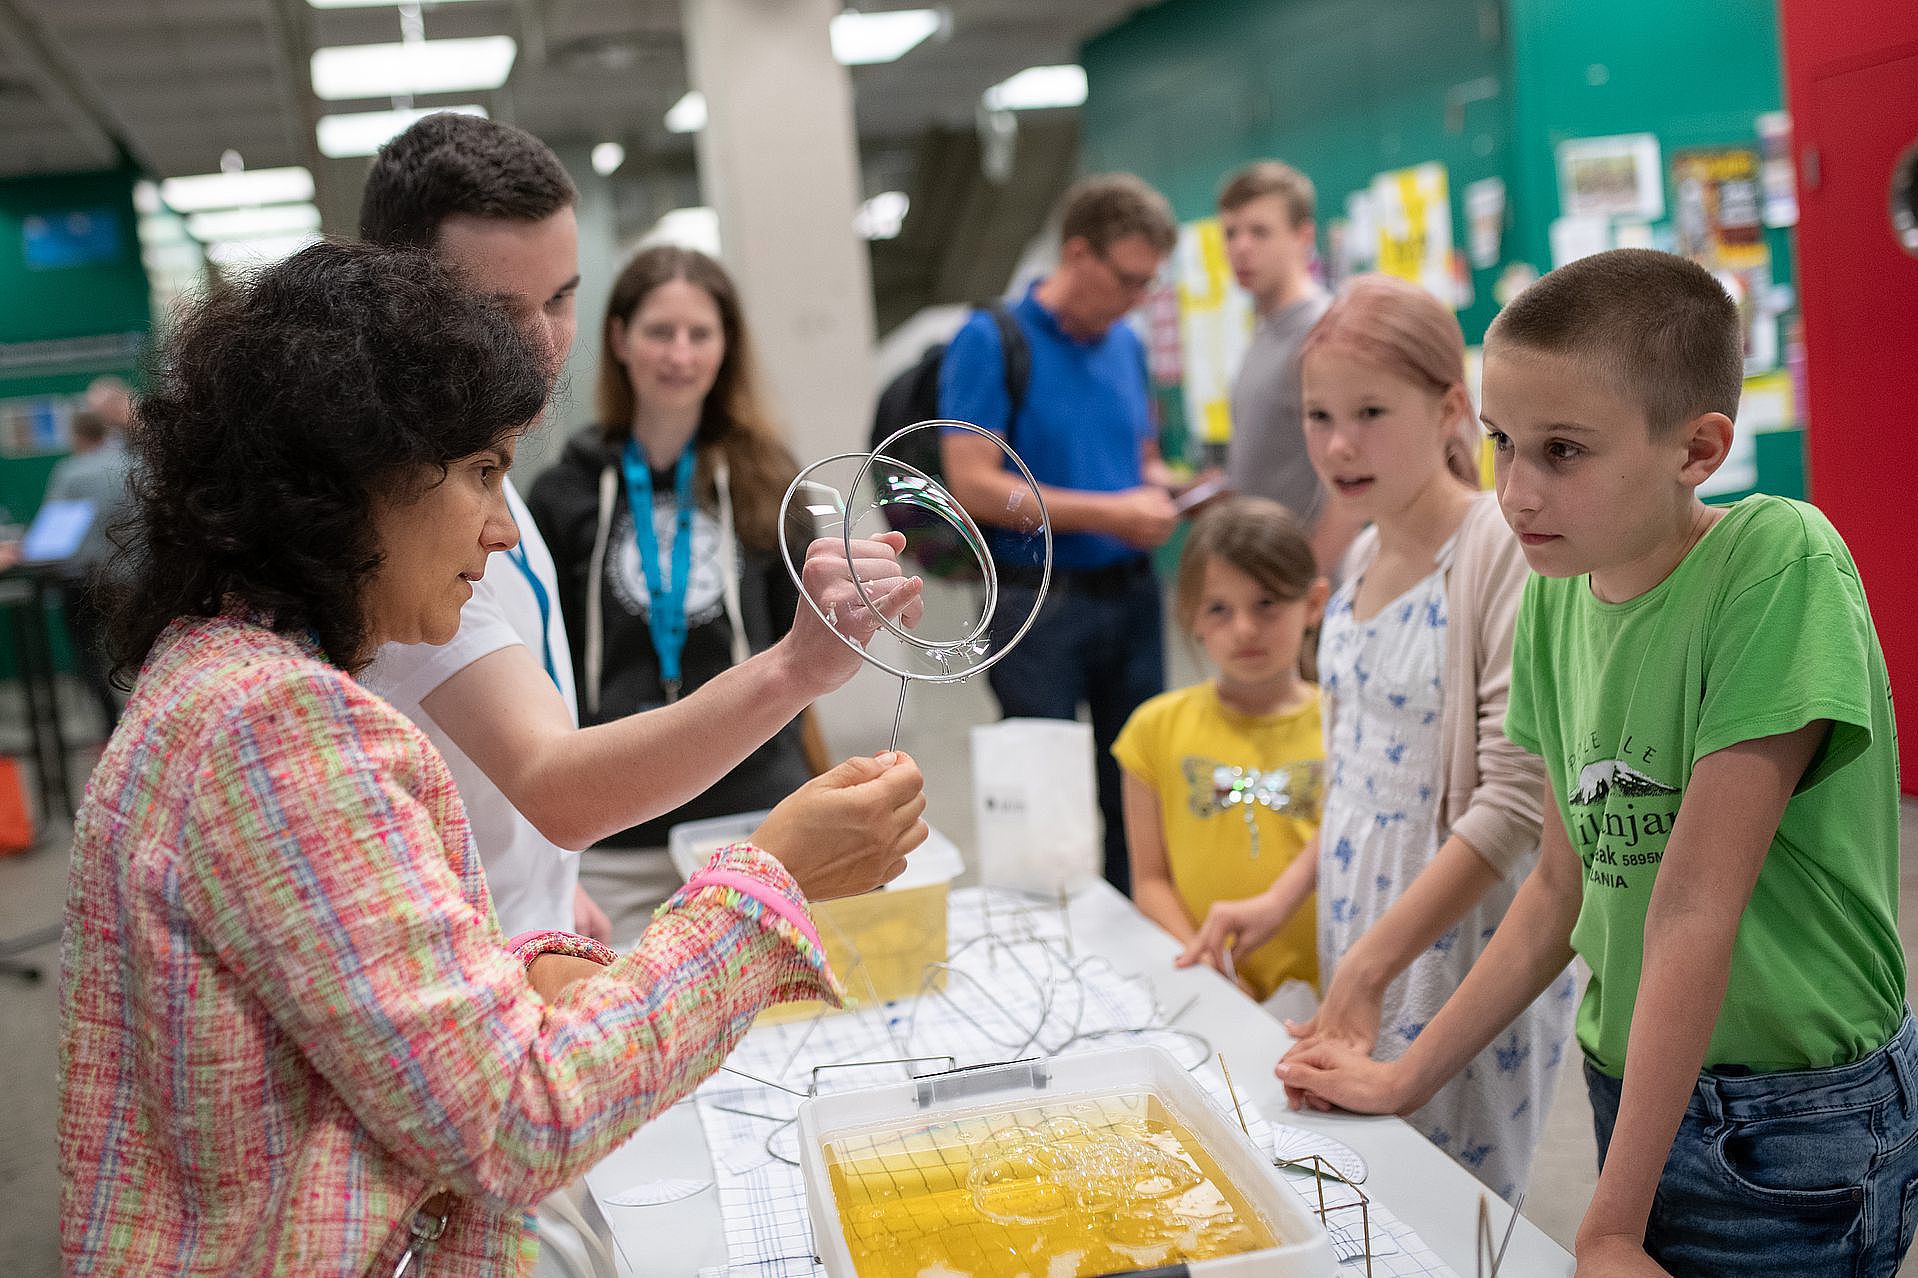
1112,497,1328,1001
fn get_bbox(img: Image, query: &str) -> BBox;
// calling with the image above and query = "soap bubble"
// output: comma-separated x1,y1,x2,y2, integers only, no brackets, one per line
779,420,1050,684
968,1140,1074,1225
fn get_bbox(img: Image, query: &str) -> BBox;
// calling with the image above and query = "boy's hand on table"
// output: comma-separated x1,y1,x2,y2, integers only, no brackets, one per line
1273,1038,1412,1115
1574,1232,1672,1277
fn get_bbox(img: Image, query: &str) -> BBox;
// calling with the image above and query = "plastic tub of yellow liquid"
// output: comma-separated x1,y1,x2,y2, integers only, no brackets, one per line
668,810,964,1024
796,1046,1338,1277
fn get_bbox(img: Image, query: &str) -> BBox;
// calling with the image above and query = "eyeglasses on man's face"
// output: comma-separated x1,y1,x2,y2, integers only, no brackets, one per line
1092,243,1160,294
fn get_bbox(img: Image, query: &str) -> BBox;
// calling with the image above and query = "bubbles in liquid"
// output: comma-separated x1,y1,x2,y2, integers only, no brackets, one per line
966,1110,1204,1224
967,1139,1074,1226
827,1094,1277,1278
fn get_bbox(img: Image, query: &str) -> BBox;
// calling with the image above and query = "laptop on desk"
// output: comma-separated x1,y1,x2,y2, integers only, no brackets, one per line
18,499,95,568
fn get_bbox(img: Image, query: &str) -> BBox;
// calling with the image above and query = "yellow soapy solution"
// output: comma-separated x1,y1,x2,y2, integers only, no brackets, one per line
823,1092,1279,1277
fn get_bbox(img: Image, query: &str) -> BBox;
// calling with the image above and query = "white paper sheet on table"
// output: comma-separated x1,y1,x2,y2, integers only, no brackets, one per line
688,886,1458,1277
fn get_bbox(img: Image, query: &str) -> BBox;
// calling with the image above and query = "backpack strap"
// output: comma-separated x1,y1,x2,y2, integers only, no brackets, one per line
985,301,1030,446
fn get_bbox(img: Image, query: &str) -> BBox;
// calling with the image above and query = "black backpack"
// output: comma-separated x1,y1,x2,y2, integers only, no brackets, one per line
867,303,1030,579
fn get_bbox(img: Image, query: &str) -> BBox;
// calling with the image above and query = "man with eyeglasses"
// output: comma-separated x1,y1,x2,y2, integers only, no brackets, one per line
939,172,1182,895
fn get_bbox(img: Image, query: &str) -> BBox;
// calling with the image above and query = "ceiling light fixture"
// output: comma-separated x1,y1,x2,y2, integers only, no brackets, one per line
310,35,516,100
205,233,323,268
664,90,707,134
591,142,626,176
186,204,323,242
159,166,315,213
830,9,941,65
316,103,489,158
982,64,1088,112
855,191,910,240
641,206,722,255
304,0,484,8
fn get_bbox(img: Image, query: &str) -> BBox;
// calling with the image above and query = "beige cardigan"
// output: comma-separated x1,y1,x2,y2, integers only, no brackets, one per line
1334,491,1544,876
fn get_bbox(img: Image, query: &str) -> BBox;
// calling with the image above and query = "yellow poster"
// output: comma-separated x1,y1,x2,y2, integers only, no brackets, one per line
1372,162,1458,306
1174,217,1254,447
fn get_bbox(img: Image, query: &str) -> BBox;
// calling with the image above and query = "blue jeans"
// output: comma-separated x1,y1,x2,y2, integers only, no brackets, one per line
986,565,1163,894
1585,1014,1918,1278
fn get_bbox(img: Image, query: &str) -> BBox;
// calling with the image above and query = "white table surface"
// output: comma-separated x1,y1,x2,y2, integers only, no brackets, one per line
584,880,1574,1276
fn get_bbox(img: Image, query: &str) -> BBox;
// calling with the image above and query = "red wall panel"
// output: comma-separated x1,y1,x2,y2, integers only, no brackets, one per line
1779,1,1918,792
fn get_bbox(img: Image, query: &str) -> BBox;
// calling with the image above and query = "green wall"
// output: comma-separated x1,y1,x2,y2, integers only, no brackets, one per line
1085,0,1510,342
1505,0,1790,282
0,168,148,679
1083,0,1805,500
1503,0,1800,501
0,167,148,521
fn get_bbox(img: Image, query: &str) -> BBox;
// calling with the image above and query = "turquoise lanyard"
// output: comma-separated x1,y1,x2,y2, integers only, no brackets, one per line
620,439,697,703
503,544,560,690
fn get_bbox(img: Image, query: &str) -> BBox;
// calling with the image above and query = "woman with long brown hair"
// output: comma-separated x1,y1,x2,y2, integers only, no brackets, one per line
529,245,811,937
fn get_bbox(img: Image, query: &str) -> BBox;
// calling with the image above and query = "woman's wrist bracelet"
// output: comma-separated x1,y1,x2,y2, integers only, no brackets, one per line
506,929,619,971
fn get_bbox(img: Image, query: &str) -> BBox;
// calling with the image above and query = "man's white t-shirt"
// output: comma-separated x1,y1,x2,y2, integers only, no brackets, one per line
359,478,581,936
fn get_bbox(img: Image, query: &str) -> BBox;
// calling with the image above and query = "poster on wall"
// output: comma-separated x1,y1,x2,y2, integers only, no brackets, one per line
1372,162,1460,306
1672,148,1767,269
1464,176,1506,269
1557,133,1665,220
21,208,125,271
1172,217,1255,452
1672,147,1777,372
1755,112,1798,228
0,395,76,456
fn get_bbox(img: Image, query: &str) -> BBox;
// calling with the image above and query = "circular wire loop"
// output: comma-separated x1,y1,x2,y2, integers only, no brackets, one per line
778,418,1051,685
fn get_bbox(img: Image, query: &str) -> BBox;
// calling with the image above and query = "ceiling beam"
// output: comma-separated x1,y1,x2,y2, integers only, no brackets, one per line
258,0,337,224
0,0,145,172
512,0,548,69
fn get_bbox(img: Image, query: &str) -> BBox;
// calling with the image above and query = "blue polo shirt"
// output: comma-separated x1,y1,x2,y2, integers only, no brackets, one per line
938,283,1151,570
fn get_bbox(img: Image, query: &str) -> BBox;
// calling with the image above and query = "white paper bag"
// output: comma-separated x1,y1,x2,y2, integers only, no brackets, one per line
970,718,1099,895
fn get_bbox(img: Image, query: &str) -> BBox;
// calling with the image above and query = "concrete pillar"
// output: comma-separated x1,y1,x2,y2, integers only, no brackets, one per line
681,0,897,758
680,0,877,465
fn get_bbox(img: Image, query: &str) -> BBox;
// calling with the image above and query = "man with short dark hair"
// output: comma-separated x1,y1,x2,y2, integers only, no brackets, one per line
938,172,1181,893
359,114,583,374
356,113,925,944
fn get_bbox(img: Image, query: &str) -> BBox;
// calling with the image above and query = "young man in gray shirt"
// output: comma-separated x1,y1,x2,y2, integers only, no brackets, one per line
1220,161,1364,572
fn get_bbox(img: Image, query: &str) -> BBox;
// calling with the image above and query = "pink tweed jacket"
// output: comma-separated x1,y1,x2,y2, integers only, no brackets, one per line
59,613,838,1275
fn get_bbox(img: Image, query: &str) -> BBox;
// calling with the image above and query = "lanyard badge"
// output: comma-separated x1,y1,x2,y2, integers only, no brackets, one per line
620,439,697,703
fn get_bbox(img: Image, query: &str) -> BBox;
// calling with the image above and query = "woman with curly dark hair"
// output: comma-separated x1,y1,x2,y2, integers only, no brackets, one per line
59,240,926,1276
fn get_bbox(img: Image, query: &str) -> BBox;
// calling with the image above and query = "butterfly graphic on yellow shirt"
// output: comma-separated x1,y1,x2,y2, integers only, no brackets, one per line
1181,756,1325,858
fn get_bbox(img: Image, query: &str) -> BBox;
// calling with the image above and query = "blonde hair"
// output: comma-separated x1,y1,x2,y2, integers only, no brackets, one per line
1302,274,1481,488
1175,497,1319,680
595,246,795,549
1217,160,1316,228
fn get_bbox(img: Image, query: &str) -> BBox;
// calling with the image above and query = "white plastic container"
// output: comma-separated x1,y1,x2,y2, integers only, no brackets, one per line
796,1046,1338,1277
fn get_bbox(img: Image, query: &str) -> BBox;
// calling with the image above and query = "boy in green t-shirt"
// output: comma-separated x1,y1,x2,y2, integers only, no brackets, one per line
1278,249,1910,1278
